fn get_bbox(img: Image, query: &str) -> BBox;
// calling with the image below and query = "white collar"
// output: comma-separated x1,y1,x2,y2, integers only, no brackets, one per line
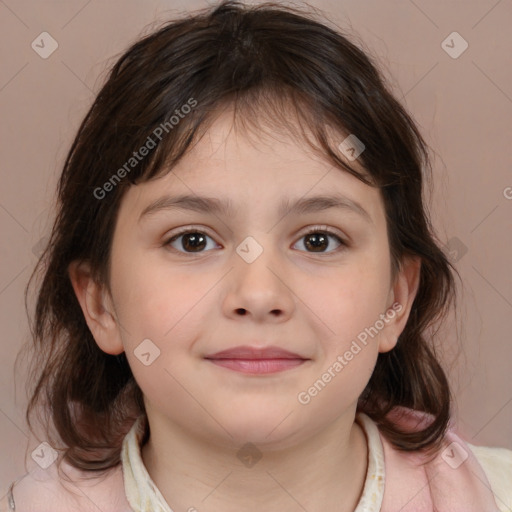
121,412,385,512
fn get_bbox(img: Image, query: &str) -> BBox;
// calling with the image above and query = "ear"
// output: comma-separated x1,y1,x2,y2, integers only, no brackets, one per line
378,255,421,353
68,260,124,355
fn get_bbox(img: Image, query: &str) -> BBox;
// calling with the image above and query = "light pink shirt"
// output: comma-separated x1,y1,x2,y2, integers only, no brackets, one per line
2,407,511,511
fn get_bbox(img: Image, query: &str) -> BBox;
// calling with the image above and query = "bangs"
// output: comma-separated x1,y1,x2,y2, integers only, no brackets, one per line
134,84,376,190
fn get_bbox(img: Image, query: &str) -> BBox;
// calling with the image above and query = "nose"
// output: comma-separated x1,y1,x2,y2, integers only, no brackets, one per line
222,241,296,323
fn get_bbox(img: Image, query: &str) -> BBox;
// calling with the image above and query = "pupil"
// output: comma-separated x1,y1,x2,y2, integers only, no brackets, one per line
183,233,206,252
305,233,328,252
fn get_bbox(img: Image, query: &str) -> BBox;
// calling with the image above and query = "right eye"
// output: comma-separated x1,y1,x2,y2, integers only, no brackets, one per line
164,228,221,255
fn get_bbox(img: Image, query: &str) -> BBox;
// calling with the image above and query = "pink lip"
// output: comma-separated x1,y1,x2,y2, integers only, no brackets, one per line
205,346,309,375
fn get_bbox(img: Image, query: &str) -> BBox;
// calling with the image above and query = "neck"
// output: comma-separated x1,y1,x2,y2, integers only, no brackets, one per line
140,412,368,512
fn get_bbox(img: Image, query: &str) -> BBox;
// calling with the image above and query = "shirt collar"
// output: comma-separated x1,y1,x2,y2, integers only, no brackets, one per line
121,412,385,512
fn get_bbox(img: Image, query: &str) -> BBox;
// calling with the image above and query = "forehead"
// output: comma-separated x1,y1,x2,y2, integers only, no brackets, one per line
119,108,385,227
181,106,367,173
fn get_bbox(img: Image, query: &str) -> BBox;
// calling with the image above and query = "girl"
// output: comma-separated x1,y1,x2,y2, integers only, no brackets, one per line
2,1,511,511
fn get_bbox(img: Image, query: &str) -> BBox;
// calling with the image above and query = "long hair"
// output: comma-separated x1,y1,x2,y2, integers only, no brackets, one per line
21,0,459,475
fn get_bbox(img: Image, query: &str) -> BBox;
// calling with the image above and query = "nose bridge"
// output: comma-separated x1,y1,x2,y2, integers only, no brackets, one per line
225,232,294,319
234,233,281,287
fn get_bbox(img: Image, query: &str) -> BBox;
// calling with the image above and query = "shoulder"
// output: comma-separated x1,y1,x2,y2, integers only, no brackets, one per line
0,458,133,512
467,442,512,512
373,407,509,511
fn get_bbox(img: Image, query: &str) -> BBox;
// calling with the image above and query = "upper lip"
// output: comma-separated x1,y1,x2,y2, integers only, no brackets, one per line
205,345,308,360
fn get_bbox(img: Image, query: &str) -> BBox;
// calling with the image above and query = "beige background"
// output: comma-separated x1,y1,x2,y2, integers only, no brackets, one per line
1,0,511,491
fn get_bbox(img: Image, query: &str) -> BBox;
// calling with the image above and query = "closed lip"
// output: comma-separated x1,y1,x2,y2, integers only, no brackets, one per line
205,345,308,360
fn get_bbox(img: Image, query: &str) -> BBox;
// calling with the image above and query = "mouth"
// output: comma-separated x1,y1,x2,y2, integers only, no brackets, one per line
204,345,310,375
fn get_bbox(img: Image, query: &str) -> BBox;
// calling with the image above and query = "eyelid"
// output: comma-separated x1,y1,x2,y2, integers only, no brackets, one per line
167,224,217,238
165,224,346,240
295,224,346,240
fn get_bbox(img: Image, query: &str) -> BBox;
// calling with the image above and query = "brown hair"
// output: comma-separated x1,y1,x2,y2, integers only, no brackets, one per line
21,0,460,475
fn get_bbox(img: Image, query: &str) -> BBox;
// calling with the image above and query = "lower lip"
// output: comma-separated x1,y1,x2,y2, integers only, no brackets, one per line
206,358,307,374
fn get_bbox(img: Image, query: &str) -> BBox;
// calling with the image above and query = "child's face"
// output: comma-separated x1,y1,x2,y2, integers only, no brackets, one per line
88,109,418,446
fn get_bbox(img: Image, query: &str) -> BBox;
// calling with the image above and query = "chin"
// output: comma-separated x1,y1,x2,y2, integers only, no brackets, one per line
216,409,303,447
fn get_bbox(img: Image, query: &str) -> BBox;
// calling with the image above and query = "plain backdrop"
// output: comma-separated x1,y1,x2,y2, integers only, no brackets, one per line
1,0,511,492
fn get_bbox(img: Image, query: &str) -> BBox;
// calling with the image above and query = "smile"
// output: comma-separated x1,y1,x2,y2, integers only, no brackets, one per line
204,345,310,374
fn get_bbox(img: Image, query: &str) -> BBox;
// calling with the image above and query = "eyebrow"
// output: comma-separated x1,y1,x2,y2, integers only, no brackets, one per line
138,193,372,224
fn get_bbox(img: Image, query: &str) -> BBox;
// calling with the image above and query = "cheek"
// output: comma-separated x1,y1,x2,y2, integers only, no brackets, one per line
296,265,388,413
111,246,175,322
111,253,216,359
310,257,391,338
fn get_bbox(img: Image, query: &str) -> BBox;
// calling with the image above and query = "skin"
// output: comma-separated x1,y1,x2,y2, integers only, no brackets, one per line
70,108,420,512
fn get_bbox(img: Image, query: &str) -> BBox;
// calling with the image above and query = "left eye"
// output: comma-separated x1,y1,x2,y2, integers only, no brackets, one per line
164,228,345,254
293,229,345,253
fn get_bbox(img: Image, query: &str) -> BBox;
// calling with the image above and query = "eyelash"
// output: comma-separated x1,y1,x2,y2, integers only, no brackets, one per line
163,225,347,256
